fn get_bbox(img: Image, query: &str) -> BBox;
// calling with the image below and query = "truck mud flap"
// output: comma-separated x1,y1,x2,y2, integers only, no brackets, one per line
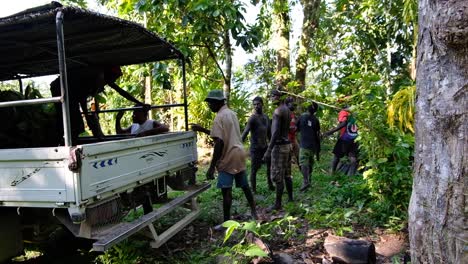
92,182,210,251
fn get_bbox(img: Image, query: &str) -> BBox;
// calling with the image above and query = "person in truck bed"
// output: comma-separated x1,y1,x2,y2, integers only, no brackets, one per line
50,66,145,144
115,106,169,137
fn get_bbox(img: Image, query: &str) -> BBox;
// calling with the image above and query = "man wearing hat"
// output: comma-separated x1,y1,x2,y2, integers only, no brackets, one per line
191,90,257,227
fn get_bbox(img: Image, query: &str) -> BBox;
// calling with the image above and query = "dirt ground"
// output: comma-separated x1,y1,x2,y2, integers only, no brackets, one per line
11,204,409,264
147,210,410,264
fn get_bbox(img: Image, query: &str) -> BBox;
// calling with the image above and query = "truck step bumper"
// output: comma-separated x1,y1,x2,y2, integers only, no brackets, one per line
92,182,210,251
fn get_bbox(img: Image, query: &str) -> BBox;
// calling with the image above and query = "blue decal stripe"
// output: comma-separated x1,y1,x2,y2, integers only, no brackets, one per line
93,158,118,169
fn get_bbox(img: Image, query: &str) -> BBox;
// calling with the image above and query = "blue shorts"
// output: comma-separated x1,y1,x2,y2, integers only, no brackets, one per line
217,171,249,189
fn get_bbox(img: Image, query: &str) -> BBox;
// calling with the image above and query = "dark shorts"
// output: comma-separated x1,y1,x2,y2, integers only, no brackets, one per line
271,144,291,183
333,138,358,159
299,148,315,167
250,147,267,167
217,171,249,189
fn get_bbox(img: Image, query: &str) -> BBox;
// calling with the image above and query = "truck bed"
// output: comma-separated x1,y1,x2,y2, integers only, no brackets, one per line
0,131,197,208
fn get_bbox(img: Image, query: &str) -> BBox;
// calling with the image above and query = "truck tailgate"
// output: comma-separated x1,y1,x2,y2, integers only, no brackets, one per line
79,131,197,201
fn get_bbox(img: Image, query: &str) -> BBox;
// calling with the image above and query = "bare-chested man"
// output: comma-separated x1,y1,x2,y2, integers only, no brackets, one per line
241,96,273,193
263,89,293,211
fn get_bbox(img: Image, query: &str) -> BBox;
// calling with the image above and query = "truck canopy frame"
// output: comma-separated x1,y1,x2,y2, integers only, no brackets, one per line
0,1,189,146
0,1,183,81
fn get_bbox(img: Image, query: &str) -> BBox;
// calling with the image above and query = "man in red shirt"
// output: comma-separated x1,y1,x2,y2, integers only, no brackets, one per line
286,97,300,168
323,105,358,176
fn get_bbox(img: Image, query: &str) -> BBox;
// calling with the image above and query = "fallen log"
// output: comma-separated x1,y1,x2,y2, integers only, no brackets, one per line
324,235,376,264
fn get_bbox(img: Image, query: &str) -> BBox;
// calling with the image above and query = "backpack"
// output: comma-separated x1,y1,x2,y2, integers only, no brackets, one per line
341,115,358,141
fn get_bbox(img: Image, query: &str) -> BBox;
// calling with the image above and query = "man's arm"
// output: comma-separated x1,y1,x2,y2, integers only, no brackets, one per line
315,118,321,161
136,121,169,137
241,117,252,142
191,124,210,135
264,110,279,160
295,116,301,132
206,137,224,180
267,116,272,140
323,121,346,137
115,110,131,134
108,82,145,105
80,99,104,138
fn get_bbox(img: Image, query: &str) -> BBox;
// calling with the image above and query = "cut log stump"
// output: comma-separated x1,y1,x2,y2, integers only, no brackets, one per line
324,235,376,264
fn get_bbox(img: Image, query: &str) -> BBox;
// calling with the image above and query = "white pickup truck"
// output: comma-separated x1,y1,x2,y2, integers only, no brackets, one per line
0,2,209,261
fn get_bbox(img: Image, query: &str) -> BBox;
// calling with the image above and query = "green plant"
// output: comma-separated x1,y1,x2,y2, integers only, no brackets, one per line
213,220,268,263
95,240,145,264
258,216,300,241
384,216,407,233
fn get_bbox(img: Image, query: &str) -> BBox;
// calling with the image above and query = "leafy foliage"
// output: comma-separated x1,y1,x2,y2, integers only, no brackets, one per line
387,85,415,133
95,240,145,264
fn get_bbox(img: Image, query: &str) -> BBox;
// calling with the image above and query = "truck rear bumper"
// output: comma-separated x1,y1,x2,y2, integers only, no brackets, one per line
92,182,210,251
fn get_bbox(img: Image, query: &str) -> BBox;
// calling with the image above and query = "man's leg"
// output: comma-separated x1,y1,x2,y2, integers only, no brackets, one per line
269,145,289,211
250,151,261,193
331,155,340,174
271,182,284,210
285,176,293,202
221,188,232,222
242,186,258,220
250,161,257,193
346,141,358,176
299,148,310,191
331,140,344,175
285,145,293,202
347,156,357,176
235,171,258,220
300,165,310,191
293,141,300,168
265,153,274,191
217,172,234,223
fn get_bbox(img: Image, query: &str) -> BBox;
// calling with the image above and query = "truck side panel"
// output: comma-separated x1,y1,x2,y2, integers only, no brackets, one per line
0,147,73,207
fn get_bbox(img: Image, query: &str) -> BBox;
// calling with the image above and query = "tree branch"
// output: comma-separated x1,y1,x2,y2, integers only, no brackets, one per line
204,42,227,83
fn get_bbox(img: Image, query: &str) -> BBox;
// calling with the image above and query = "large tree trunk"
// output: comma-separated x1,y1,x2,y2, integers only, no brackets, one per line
408,1,467,263
272,0,290,88
295,0,321,93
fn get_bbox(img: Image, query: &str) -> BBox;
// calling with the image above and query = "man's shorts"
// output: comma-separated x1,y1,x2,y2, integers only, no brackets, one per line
217,170,249,189
250,147,267,168
270,144,291,183
332,138,358,159
299,148,315,167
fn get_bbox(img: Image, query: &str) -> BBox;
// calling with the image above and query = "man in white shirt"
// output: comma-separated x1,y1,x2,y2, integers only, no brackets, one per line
115,107,168,137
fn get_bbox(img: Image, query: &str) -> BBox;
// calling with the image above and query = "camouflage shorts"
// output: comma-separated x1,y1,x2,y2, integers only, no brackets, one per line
270,144,291,183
